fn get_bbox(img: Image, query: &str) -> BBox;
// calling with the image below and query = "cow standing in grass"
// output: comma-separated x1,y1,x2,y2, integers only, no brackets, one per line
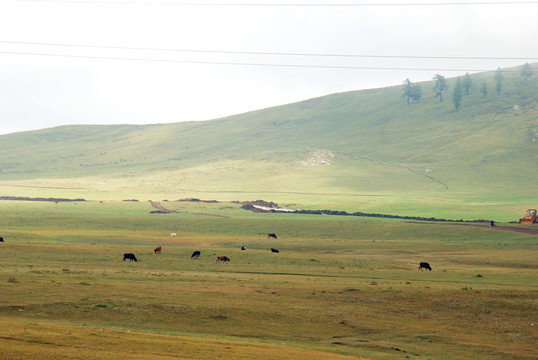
191,251,201,259
419,262,432,271
154,246,162,254
267,233,277,239
123,253,138,262
216,256,230,263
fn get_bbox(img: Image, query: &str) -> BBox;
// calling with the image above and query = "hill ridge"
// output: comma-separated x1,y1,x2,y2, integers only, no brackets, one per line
0,63,537,219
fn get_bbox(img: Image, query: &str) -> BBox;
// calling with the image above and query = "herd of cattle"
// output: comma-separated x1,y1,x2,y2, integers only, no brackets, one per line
1,233,432,270
0,233,432,270
119,233,432,271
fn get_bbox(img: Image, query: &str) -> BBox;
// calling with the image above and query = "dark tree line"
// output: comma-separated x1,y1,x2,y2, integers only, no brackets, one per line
401,63,534,111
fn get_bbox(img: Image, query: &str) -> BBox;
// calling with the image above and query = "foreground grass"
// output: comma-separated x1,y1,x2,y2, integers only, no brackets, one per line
0,319,361,360
0,200,536,359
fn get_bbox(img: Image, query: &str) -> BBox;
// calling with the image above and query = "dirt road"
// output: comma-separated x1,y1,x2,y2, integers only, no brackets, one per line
408,221,538,235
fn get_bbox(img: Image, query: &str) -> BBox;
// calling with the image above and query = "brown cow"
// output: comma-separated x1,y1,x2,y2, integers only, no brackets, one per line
216,256,230,263
154,246,162,254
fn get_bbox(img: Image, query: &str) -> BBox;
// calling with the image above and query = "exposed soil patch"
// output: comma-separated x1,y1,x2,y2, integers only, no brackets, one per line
149,201,177,214
178,198,219,203
241,200,281,213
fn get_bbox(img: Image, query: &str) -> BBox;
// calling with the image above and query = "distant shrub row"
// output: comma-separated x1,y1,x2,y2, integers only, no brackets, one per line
0,196,85,202
292,209,489,223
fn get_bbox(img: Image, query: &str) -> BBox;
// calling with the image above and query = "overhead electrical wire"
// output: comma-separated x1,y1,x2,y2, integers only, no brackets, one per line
11,2,536,71
1,40,537,61
15,0,538,6
0,50,529,72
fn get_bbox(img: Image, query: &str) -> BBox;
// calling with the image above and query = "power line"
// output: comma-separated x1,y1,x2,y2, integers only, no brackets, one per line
15,0,538,5
2,41,537,61
0,50,528,72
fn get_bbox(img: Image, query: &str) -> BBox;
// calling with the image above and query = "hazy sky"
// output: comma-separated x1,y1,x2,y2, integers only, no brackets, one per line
1,0,537,135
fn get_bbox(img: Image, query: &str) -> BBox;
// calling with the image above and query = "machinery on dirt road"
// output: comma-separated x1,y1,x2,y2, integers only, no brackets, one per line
519,209,537,224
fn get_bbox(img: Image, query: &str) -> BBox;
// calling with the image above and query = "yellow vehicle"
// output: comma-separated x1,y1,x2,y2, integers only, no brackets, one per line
519,209,537,224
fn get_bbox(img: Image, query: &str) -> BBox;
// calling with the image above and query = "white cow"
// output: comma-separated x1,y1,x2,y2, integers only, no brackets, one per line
170,233,176,237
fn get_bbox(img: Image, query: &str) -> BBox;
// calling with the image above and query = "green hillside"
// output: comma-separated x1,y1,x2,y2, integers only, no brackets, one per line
0,64,537,220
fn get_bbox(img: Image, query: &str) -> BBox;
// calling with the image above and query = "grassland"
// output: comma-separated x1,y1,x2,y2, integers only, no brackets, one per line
0,200,536,359
1,64,537,221
0,64,537,359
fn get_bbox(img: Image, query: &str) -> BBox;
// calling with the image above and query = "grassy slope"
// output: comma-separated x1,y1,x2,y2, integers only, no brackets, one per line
0,201,536,359
0,65,537,220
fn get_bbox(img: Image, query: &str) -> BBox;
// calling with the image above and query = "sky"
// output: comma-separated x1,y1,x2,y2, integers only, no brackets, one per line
1,0,537,135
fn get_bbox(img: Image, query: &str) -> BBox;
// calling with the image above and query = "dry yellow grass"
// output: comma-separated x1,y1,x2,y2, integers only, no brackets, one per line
0,201,536,359
0,319,366,360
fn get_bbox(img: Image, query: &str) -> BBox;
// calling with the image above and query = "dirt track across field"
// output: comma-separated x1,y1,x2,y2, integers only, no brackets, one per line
408,221,538,235
150,201,177,213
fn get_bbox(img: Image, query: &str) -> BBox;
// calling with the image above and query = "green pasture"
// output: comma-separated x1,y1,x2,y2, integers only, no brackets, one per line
1,64,537,222
0,173,533,222
0,200,536,359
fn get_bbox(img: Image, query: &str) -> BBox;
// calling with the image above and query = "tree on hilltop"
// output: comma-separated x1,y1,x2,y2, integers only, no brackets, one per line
452,76,463,111
494,67,503,94
462,73,473,95
433,74,448,102
401,78,413,105
521,63,533,86
401,79,423,105
411,83,422,103
480,82,488,97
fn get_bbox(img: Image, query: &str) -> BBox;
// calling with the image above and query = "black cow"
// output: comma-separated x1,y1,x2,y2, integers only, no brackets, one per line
0,237,4,242
123,253,138,262
419,262,432,271
241,246,246,250
191,250,201,259
271,248,280,253
267,233,277,239
490,220,495,227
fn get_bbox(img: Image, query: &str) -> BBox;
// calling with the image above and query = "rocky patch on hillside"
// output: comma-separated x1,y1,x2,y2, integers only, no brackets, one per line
301,148,335,166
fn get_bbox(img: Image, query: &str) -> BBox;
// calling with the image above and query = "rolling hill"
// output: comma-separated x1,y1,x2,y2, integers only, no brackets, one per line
0,64,537,220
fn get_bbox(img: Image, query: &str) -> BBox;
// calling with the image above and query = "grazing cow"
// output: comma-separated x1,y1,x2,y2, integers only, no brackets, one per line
216,256,230,263
418,262,432,271
123,253,138,262
170,233,176,237
267,233,277,239
154,246,162,254
271,248,280,253
241,246,246,250
191,250,201,259
0,237,3,242
490,220,495,227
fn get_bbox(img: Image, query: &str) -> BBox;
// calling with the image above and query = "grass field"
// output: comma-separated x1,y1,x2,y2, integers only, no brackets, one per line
0,200,536,359
1,64,537,223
